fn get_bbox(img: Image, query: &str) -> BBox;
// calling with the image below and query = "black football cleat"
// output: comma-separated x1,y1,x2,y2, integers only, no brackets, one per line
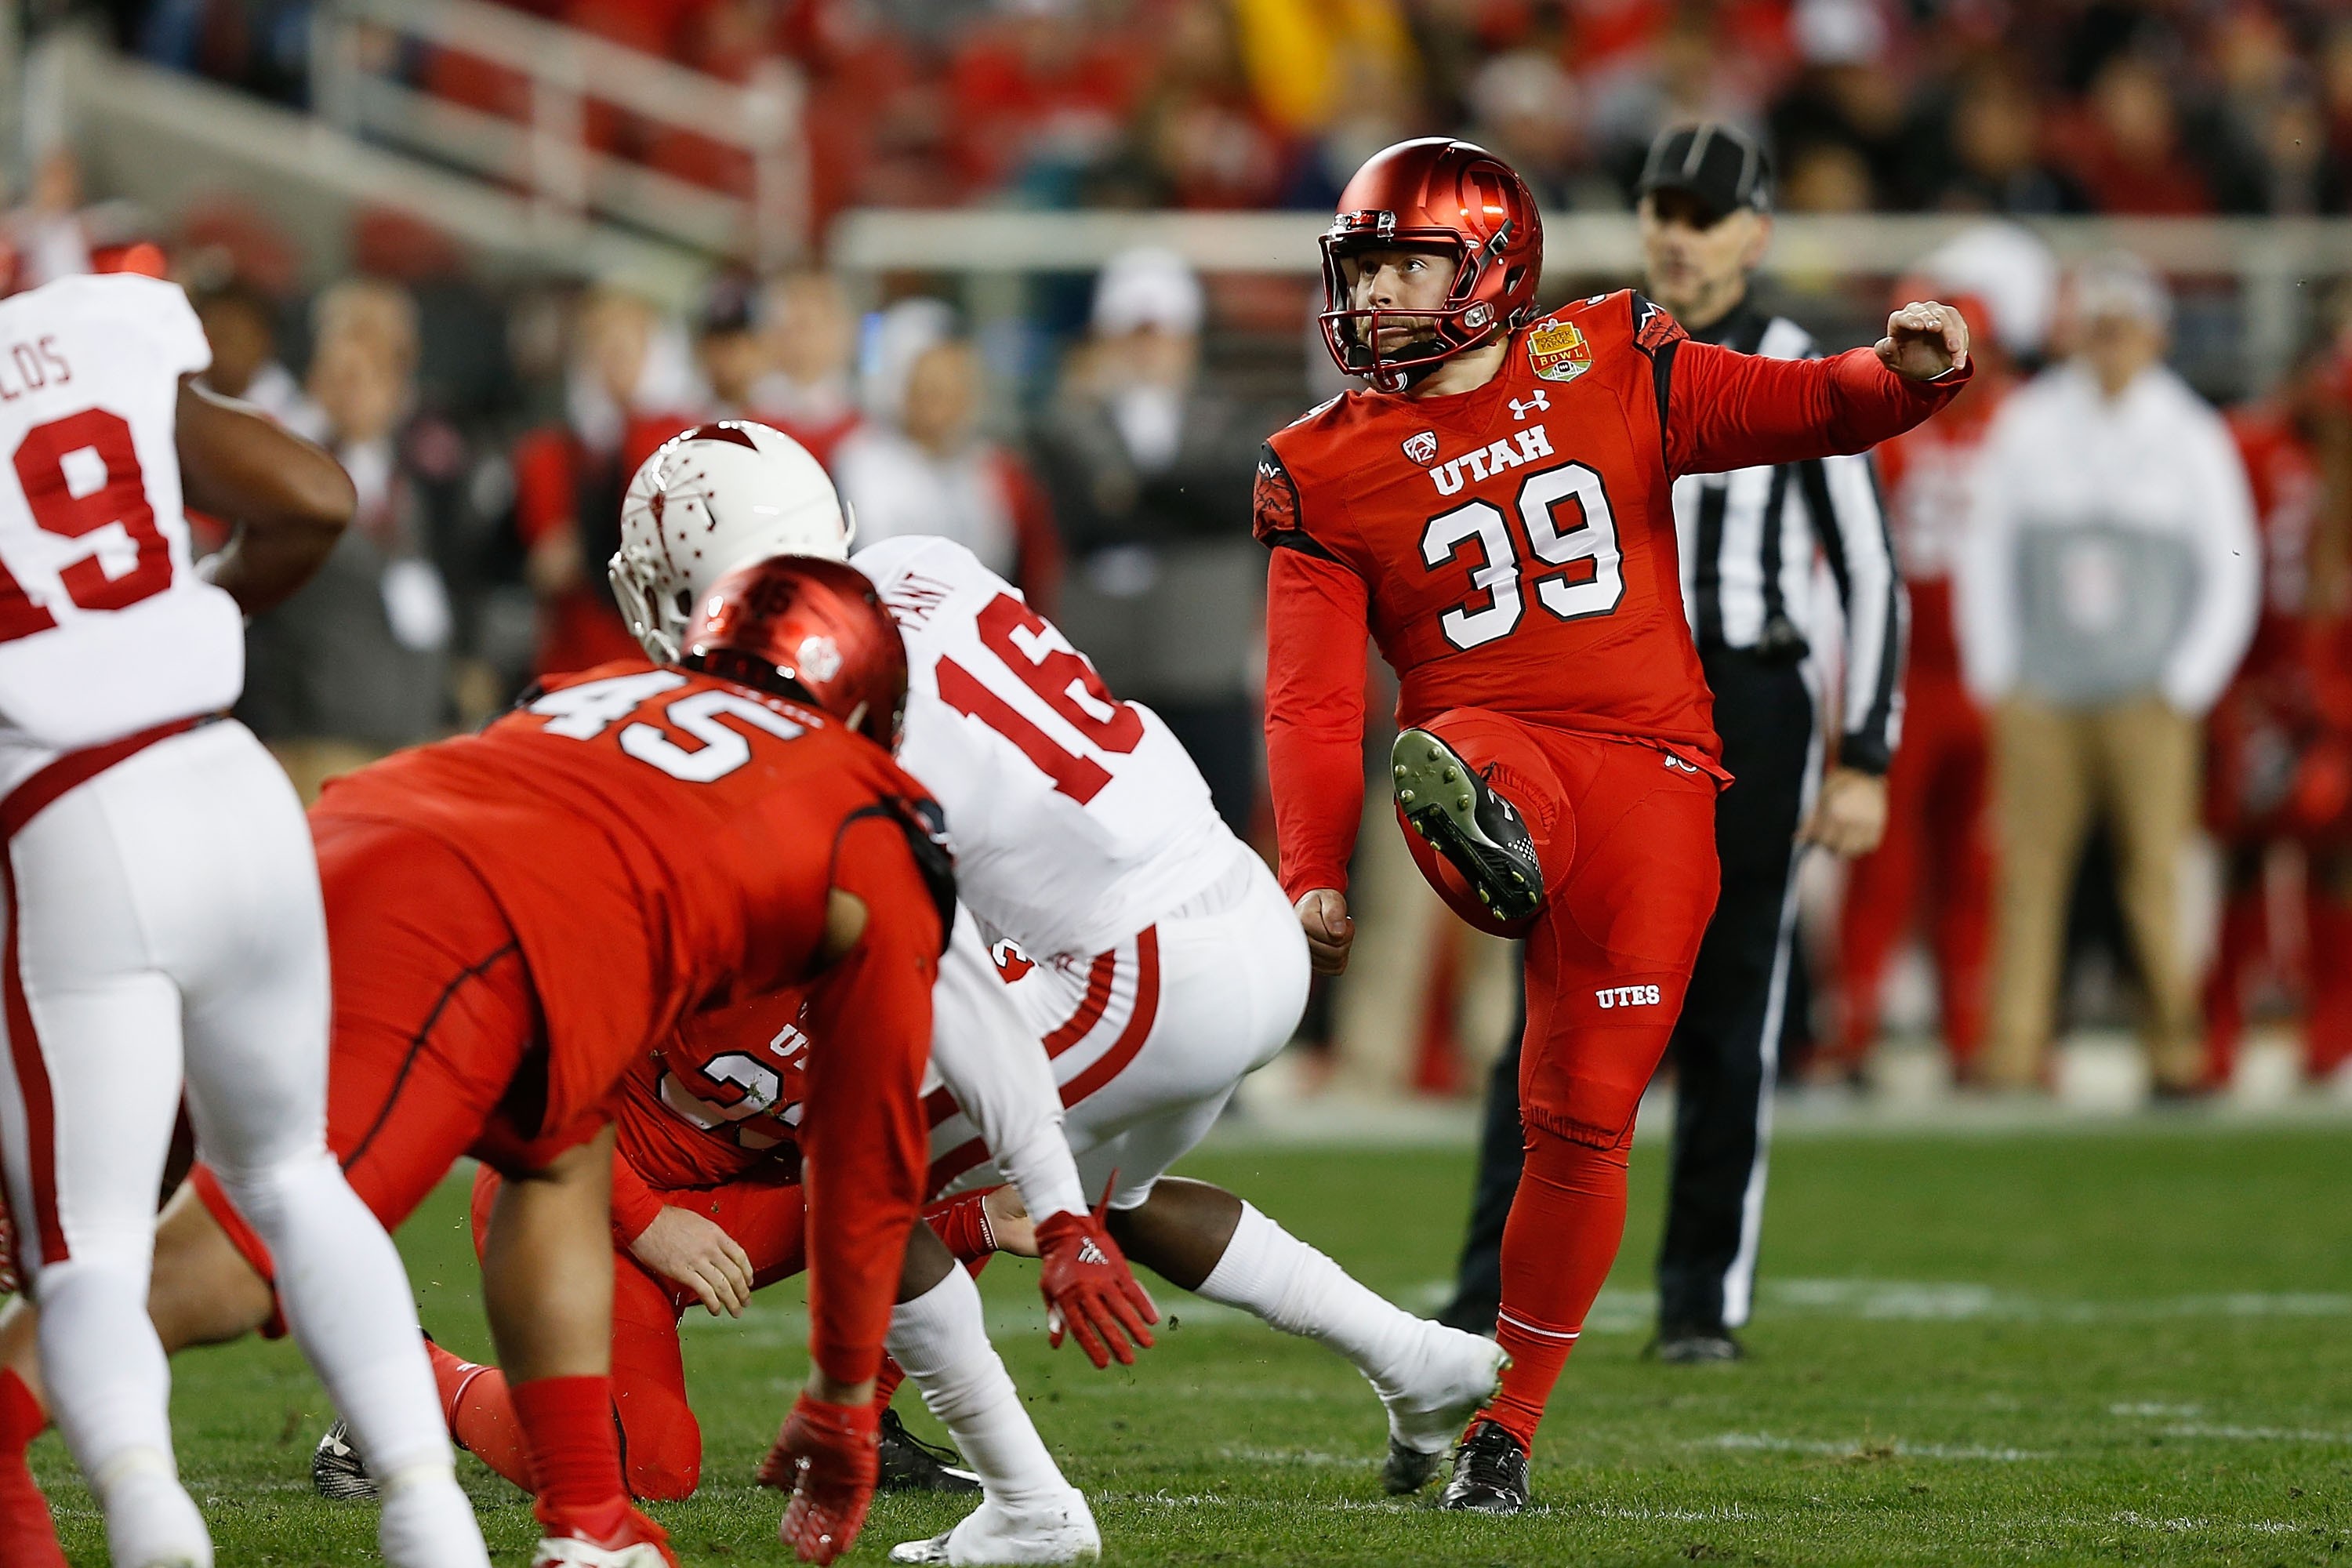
1650,1323,1744,1364
876,1406,982,1494
1392,730,1544,922
1438,1419,1529,1514
311,1419,379,1501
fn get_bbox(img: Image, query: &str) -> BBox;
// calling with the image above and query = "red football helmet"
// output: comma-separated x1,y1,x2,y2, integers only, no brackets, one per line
680,555,909,750
1319,138,1544,392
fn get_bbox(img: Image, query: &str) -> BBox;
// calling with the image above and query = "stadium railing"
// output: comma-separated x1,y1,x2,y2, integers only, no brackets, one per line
309,0,809,267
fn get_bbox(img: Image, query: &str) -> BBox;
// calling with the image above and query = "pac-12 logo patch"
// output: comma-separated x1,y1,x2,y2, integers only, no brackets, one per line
1527,319,1592,383
1403,430,1439,464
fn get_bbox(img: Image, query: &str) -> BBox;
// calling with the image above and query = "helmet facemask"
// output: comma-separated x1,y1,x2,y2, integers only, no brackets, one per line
1319,221,1519,393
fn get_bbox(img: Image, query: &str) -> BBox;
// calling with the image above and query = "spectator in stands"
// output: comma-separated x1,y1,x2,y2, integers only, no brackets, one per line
2,148,93,291
1959,253,2262,1094
191,278,320,437
949,0,1142,203
1464,51,1618,212
1033,247,1265,832
1766,0,1915,209
511,285,687,677
833,297,1061,605
693,270,769,418
750,268,863,467
1925,63,2089,215
2062,53,2218,216
240,279,464,800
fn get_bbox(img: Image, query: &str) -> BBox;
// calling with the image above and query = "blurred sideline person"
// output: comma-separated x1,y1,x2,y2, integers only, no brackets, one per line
0,272,487,1568
1958,252,2260,1094
238,278,458,803
751,269,865,469
511,285,684,679
1262,135,1969,1512
2201,346,2352,1087
1438,124,1911,1364
833,299,1063,610
1036,248,1269,831
1831,224,2060,1080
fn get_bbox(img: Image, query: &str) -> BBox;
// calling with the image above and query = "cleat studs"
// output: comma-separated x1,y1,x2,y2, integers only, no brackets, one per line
1458,794,1473,810
1400,789,1417,804
1394,764,1407,779
1443,767,1459,782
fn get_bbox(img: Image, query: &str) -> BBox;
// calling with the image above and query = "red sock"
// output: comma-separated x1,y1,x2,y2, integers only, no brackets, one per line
426,1341,535,1491
511,1375,628,1539
1481,1125,1633,1454
0,1369,66,1568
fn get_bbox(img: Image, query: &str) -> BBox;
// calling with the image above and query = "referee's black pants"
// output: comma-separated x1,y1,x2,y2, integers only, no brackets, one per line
1440,650,1816,1337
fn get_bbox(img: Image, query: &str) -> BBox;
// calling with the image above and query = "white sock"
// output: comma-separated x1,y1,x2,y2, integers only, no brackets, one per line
378,1461,490,1568
34,1256,177,1483
889,1268,1072,1512
217,1151,471,1513
94,1445,210,1568
1194,1202,1424,1395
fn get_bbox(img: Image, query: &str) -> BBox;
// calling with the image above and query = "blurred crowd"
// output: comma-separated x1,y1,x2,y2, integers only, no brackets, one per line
97,0,2352,228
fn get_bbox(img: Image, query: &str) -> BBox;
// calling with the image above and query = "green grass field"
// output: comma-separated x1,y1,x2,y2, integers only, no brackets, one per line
28,1121,2352,1566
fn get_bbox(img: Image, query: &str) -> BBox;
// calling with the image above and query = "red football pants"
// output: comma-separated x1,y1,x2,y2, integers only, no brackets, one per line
2204,848,2352,1082
468,1166,809,1501
194,815,603,1308
1836,669,1991,1065
1400,711,1721,1145
1399,710,1719,1450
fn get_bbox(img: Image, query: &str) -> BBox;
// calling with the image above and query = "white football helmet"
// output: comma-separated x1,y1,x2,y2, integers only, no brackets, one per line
608,419,854,662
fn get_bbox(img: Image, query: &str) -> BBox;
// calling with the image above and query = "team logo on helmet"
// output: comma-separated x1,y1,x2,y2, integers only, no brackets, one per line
1403,430,1439,464
796,634,844,683
1527,319,1593,383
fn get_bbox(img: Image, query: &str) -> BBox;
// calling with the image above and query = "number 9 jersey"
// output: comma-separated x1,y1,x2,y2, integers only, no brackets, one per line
0,274,243,782
852,535,1232,962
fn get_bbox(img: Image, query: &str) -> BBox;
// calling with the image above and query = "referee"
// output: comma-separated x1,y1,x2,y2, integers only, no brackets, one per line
1440,122,1907,1361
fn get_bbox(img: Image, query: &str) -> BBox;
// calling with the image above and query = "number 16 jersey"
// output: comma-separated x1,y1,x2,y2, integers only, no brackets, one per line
854,535,1232,961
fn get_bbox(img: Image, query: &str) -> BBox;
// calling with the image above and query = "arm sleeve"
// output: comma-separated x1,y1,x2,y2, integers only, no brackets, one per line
2162,418,2263,715
928,907,1088,1220
1662,339,1973,478
1955,416,2022,705
1263,543,1370,902
797,816,942,1387
1801,451,1907,774
609,1145,666,1249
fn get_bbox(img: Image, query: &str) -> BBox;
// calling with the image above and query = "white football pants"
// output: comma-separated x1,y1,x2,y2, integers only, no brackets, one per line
934,842,1311,1210
0,720,459,1537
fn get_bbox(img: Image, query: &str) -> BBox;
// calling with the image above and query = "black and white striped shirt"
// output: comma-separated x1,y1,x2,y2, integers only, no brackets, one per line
1671,303,1907,775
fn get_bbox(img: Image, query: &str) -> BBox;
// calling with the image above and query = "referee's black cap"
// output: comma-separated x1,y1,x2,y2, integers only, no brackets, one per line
1637,122,1773,221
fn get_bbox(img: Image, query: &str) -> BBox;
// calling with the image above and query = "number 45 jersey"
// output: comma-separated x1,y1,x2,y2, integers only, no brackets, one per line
0,274,245,786
853,535,1234,962
1258,288,1968,898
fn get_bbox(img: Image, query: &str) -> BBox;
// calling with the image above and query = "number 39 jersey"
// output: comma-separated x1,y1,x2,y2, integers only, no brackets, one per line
1256,289,1715,763
0,274,245,788
853,535,1232,961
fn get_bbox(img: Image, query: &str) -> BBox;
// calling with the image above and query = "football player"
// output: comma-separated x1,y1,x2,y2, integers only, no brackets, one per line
0,553,956,1567
1258,137,1970,1512
0,272,486,1568
603,423,1511,1559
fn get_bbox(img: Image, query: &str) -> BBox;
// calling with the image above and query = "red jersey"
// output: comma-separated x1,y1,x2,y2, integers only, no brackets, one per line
1258,290,1969,898
315,662,949,1381
2227,401,2323,682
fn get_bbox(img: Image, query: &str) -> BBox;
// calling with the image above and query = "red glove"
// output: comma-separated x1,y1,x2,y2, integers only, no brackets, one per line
757,1392,880,1565
1036,1191,1159,1369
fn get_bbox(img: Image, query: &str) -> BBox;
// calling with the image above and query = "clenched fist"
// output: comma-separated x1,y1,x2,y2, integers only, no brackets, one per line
1876,301,1970,382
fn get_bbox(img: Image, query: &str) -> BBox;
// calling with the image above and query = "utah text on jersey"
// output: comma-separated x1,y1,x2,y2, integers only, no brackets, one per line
1595,985,1664,1010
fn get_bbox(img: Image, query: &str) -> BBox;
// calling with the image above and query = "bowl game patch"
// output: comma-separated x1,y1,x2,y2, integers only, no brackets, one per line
1527,319,1592,383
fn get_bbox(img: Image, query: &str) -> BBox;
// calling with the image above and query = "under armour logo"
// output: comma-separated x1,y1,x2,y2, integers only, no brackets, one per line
1077,1238,1110,1265
1509,391,1549,419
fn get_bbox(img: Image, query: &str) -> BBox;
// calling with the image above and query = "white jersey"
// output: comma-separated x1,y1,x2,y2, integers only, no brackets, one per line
0,274,244,793
854,535,1234,960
